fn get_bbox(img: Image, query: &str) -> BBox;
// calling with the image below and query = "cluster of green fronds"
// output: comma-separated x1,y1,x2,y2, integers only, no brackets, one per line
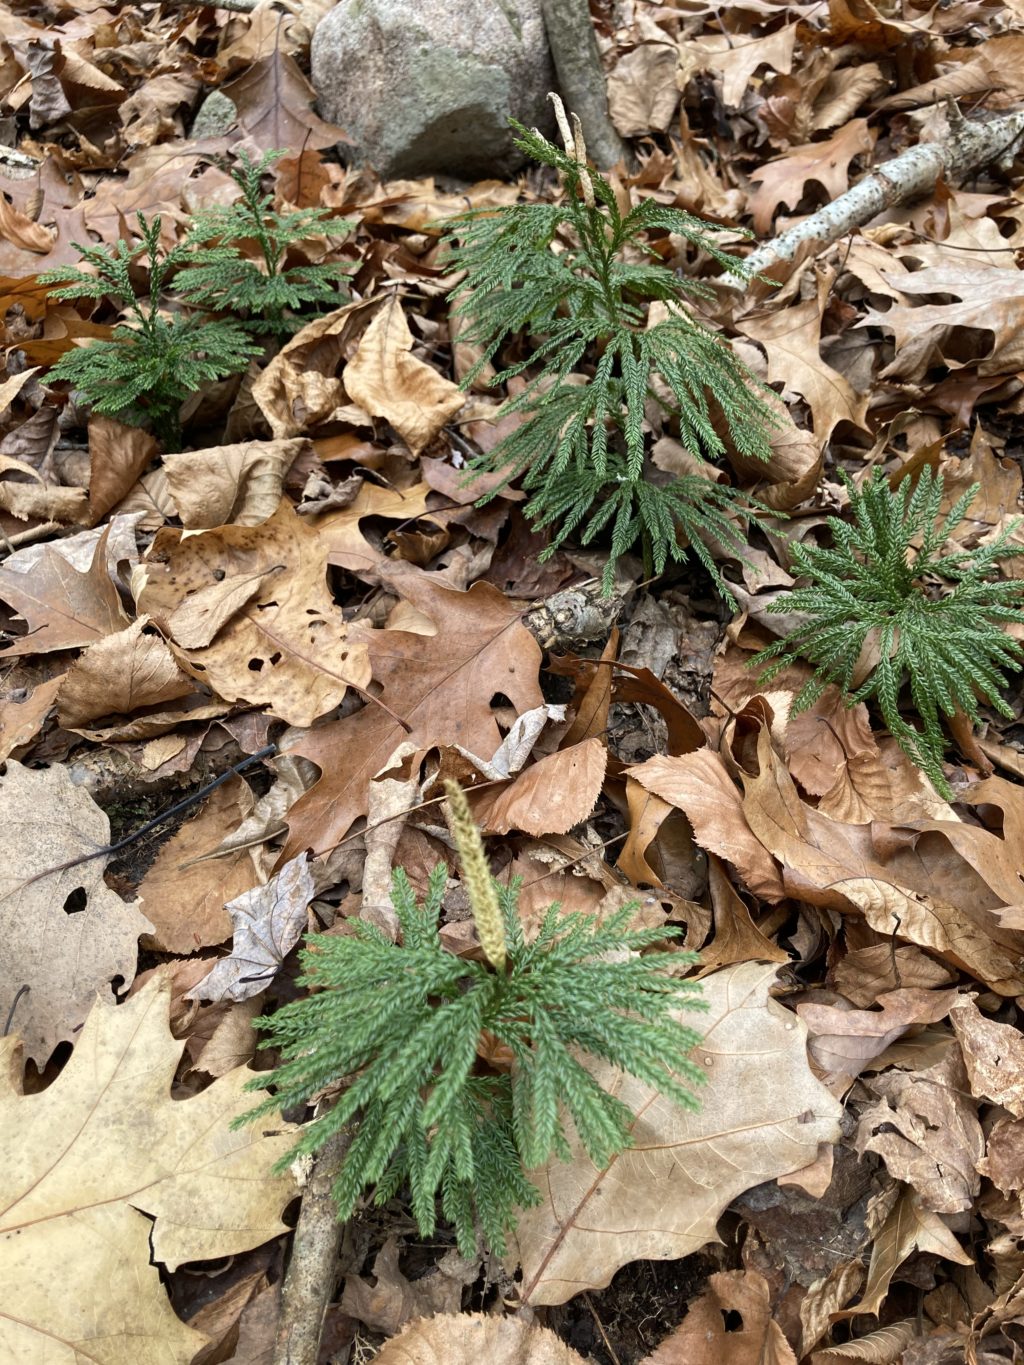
178,149,353,337
40,214,259,448
440,101,778,594
241,861,706,1256
753,467,1024,797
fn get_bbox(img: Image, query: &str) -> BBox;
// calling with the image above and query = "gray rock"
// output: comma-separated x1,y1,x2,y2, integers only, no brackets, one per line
310,0,555,180
190,90,238,141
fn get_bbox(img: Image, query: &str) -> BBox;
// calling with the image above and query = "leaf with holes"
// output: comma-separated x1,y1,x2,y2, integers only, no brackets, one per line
138,499,371,728
0,761,152,1066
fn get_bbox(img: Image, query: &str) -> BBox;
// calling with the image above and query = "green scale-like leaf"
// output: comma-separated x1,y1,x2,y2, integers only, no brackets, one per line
240,864,705,1256
752,467,1024,798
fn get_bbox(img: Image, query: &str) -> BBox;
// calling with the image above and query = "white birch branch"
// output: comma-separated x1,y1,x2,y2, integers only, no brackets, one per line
728,108,1024,285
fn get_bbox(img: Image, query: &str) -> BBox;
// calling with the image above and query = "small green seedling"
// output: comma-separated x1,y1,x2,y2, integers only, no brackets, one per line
752,466,1024,797
240,781,706,1255
177,149,353,337
40,214,258,449
440,96,778,593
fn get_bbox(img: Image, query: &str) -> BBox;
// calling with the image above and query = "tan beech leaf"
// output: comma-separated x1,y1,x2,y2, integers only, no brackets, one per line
0,523,127,655
797,987,959,1090
343,294,466,455
0,760,152,1066
139,779,262,954
627,750,785,902
139,500,370,727
639,1270,797,1365
56,615,195,728
471,738,607,837
835,1186,971,1319
163,438,311,528
282,560,544,862
812,1320,919,1362
0,975,296,1365
88,415,158,522
0,478,88,523
373,1312,588,1365
187,854,314,1003
509,961,843,1306
833,943,956,1007
165,565,285,650
252,298,379,437
950,994,1024,1115
856,1045,983,1214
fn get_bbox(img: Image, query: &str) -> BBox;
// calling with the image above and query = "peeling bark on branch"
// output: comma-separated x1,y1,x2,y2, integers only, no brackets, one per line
729,109,1024,285
540,0,629,171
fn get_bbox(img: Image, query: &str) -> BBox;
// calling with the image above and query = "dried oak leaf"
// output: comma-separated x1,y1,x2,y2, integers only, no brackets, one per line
0,975,296,1365
281,560,544,862
138,778,262,954
224,49,348,151
0,523,127,656
0,760,152,1066
508,961,842,1306
138,500,371,728
373,1313,588,1365
747,119,876,234
343,294,466,455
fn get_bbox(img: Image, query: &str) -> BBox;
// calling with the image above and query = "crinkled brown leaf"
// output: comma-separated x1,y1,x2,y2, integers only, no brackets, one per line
163,438,311,529
56,615,195,729
373,1312,588,1365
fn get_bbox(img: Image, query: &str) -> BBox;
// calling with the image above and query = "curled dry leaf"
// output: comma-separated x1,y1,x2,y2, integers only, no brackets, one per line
139,501,371,728
162,438,311,528
87,416,158,523
0,760,152,1066
187,853,315,1003
340,1236,480,1337
509,961,842,1306
56,614,195,729
797,987,959,1090
835,1185,971,1319
950,994,1024,1115
856,1045,983,1214
372,1312,589,1365
627,749,786,902
252,297,379,438
0,976,296,1365
343,293,466,455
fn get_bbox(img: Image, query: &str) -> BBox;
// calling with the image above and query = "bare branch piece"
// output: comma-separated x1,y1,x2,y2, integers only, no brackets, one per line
731,108,1024,285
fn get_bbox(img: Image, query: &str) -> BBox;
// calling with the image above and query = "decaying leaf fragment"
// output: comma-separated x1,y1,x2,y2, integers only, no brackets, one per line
509,961,843,1306
0,976,296,1365
372,1312,589,1365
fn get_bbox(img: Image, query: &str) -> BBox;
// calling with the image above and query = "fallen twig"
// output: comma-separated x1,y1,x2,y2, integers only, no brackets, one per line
729,107,1024,284
272,1130,350,1365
